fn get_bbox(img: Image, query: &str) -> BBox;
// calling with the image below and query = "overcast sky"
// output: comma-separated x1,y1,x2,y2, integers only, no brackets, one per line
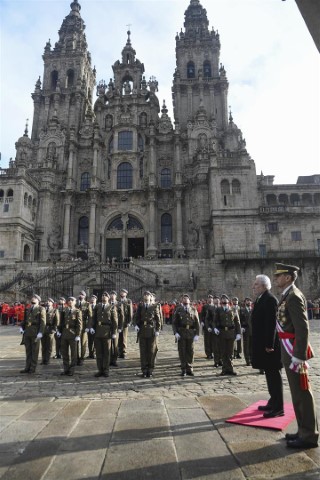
0,0,319,184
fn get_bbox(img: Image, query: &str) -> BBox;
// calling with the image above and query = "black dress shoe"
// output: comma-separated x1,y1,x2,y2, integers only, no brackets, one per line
94,372,103,377
60,371,69,375
236,354,242,359
263,409,284,418
186,371,194,376
102,372,109,377
285,432,299,440
213,363,219,368
20,369,30,373
67,371,74,376
181,371,186,377
110,362,118,367
259,369,264,374
286,438,318,449
77,359,84,366
226,371,237,375
219,371,227,376
141,373,147,378
258,405,272,411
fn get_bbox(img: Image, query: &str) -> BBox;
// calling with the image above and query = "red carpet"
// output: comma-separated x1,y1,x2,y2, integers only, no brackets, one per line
226,400,295,430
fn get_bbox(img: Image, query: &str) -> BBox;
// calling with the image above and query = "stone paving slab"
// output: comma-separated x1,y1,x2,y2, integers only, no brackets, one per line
0,321,319,479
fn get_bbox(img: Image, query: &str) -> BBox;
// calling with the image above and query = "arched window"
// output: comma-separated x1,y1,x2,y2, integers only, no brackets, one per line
138,134,144,152
203,61,212,78
108,216,123,230
117,162,133,189
7,189,13,197
51,70,58,89
232,179,241,194
290,193,300,206
105,115,113,129
0,190,4,200
32,199,37,209
108,136,114,154
160,168,171,188
80,172,90,191
23,245,31,262
161,214,172,243
221,179,230,194
118,131,133,150
28,195,32,208
78,216,89,245
187,61,195,79
24,193,28,206
128,215,143,230
66,69,74,87
279,194,289,205
266,194,277,206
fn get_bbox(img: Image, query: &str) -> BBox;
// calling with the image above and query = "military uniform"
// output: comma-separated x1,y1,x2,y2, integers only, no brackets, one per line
76,299,92,364
110,299,124,366
277,282,318,445
90,302,118,376
214,305,241,375
88,297,97,358
20,303,46,373
118,296,133,358
201,302,214,359
173,304,200,375
135,302,161,376
205,304,221,366
60,306,82,375
54,298,65,358
41,303,60,364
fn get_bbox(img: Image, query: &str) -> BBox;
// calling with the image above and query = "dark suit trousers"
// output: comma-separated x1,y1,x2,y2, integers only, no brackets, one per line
24,336,40,371
264,367,283,411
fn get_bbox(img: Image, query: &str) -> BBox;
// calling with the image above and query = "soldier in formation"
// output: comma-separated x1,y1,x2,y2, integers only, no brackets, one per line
118,288,133,359
76,291,92,365
135,290,161,377
88,291,118,377
58,296,82,376
41,297,60,365
173,293,200,376
20,294,46,374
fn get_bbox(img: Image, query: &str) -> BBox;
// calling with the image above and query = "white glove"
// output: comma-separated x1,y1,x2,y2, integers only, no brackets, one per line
134,325,140,333
155,331,160,336
207,327,212,333
175,332,181,340
19,327,24,334
118,329,122,333
194,335,199,342
235,334,241,341
90,328,95,335
241,328,245,334
85,328,89,333
201,322,204,327
56,331,61,338
111,334,117,339
214,328,220,335
289,356,305,372
36,332,43,339
75,336,80,342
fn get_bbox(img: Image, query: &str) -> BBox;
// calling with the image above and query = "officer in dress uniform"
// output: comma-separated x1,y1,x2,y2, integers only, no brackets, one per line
109,291,124,367
41,298,60,365
76,291,92,365
213,294,241,376
173,294,200,376
118,288,133,359
135,291,161,377
89,292,118,377
58,296,82,376
232,297,242,359
20,294,46,374
240,297,253,366
274,263,319,449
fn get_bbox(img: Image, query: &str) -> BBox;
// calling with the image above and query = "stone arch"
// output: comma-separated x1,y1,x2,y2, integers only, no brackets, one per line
23,244,31,262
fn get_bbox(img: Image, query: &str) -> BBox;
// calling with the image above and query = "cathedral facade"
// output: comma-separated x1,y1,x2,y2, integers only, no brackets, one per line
0,0,319,300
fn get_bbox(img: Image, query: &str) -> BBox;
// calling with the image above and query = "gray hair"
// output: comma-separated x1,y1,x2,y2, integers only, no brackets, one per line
255,274,271,290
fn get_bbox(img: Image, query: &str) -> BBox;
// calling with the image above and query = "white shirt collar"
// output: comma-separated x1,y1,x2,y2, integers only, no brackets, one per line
282,283,294,296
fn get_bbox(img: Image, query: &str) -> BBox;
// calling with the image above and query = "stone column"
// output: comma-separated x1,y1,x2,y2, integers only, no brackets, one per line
89,195,96,252
147,189,157,257
175,189,184,256
62,194,72,252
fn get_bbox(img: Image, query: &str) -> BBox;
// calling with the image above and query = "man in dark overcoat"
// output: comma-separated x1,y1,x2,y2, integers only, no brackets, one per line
251,274,283,417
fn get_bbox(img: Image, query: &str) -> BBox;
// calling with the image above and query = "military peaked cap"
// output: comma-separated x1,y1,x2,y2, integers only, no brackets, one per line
274,263,300,275
110,290,117,295
120,288,128,294
59,297,66,302
182,293,190,299
91,294,98,300
144,290,152,296
220,294,229,301
47,298,54,304
79,290,86,297
68,296,76,301
102,292,110,297
32,294,41,302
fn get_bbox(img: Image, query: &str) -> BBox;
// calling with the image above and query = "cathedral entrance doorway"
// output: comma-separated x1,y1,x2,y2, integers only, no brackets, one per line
105,214,145,261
